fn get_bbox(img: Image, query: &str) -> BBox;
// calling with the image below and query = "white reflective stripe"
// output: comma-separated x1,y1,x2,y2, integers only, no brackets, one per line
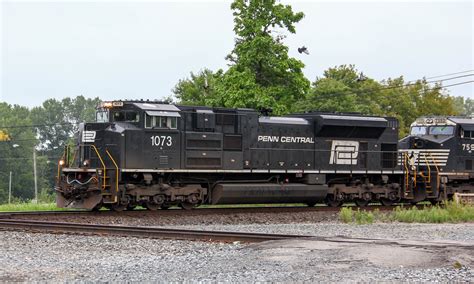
120,169,404,174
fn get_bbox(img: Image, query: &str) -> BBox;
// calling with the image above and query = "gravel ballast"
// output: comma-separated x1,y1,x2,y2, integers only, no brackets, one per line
0,222,473,282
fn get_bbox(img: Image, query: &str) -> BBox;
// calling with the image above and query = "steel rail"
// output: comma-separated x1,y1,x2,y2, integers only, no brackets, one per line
0,204,424,218
0,219,310,243
1,219,472,250
0,204,409,219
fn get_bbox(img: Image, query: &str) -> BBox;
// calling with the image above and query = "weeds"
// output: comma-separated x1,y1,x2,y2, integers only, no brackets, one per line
391,201,474,223
339,201,474,224
0,202,65,212
339,207,374,224
339,207,353,223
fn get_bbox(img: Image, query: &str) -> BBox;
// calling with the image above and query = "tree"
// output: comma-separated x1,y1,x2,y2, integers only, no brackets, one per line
216,0,309,114
172,0,309,114
0,103,37,202
299,65,382,114
299,65,460,136
172,69,223,106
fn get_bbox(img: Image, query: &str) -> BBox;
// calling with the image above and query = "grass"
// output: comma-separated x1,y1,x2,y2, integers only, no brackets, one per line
392,201,474,223
339,207,375,224
339,201,474,224
0,202,66,212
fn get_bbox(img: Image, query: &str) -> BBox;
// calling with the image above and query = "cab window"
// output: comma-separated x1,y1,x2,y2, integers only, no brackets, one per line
429,125,454,135
410,126,427,136
113,111,139,122
145,114,177,129
96,109,109,123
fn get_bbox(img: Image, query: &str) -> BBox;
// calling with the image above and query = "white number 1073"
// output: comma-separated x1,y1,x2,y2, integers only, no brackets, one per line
151,136,172,147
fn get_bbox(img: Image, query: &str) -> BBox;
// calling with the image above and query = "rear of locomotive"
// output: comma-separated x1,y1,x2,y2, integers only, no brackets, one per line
398,116,474,202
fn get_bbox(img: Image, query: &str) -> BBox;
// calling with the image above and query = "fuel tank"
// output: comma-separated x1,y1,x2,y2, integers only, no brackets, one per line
211,183,327,204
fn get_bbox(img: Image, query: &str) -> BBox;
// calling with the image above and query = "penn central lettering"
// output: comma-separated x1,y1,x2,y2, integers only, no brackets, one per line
257,135,314,144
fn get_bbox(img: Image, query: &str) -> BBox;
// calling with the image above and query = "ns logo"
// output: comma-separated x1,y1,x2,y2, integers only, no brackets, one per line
329,140,359,165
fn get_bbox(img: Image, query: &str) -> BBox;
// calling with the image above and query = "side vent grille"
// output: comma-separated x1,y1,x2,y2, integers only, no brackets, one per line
159,156,168,165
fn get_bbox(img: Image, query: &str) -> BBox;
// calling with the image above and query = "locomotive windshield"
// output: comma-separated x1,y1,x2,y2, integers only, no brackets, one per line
410,126,427,136
429,125,454,135
410,125,454,136
96,108,109,123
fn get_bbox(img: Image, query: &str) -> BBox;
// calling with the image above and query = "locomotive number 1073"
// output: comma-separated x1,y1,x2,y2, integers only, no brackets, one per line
151,135,173,147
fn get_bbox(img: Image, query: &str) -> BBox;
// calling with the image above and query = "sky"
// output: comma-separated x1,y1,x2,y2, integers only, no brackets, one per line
1,0,473,108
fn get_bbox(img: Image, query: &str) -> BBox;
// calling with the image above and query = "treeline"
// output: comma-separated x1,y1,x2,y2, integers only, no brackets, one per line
0,96,99,203
174,65,473,137
172,0,473,136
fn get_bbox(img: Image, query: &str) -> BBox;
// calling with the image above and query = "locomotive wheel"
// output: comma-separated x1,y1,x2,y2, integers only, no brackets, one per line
325,195,342,207
145,203,160,211
180,202,196,210
380,198,394,206
111,203,127,212
127,205,137,211
354,199,369,207
161,204,171,210
306,202,316,207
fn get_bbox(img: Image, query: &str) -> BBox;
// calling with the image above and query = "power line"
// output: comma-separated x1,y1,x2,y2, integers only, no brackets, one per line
0,122,77,129
425,69,474,80
375,75,473,92
434,80,474,89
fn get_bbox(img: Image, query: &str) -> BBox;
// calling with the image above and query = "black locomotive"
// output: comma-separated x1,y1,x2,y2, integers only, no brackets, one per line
399,116,474,202
55,101,473,210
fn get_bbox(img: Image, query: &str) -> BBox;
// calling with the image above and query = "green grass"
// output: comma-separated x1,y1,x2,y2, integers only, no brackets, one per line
339,207,375,224
0,202,66,212
391,201,474,223
339,201,474,224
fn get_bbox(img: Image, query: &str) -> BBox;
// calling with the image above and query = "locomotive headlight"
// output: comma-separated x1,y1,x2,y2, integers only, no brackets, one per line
83,159,90,167
59,160,65,166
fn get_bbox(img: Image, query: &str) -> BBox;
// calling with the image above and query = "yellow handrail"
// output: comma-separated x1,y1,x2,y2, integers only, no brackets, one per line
403,152,410,190
91,145,107,190
423,154,431,184
106,149,119,203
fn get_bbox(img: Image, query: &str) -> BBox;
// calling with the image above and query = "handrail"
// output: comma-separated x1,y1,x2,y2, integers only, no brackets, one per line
428,152,441,194
105,149,119,203
90,145,107,191
403,152,410,190
423,154,431,183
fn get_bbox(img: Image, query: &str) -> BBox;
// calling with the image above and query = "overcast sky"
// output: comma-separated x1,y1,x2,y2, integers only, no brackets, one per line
1,0,473,108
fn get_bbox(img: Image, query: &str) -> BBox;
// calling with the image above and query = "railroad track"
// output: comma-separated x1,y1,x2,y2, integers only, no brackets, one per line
0,219,310,243
0,204,413,219
1,219,472,250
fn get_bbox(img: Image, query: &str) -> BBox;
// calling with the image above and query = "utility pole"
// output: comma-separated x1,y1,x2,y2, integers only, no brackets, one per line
8,171,12,204
33,148,38,203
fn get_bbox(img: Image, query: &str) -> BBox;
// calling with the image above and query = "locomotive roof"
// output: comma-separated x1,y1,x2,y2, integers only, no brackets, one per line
133,102,180,112
412,116,474,129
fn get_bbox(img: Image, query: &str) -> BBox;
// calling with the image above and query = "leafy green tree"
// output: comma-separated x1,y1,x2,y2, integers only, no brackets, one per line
299,65,382,114
0,103,37,202
216,0,309,114
172,0,309,115
173,69,223,106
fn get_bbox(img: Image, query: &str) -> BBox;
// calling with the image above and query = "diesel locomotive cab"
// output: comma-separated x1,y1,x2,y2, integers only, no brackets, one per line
398,116,474,201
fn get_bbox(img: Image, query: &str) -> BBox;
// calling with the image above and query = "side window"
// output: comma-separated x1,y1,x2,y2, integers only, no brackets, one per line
113,111,139,122
145,114,178,129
